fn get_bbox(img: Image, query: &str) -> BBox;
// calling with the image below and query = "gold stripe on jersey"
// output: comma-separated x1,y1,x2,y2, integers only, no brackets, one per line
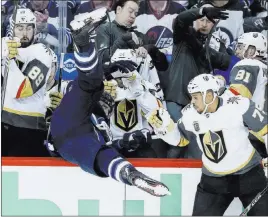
16,77,34,98
230,84,253,99
250,130,265,143
178,136,189,147
204,149,255,175
3,107,44,117
257,125,268,137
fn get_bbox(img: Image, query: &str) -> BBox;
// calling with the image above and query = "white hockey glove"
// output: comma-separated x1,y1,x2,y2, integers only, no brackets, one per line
70,7,107,47
2,37,21,59
105,49,138,80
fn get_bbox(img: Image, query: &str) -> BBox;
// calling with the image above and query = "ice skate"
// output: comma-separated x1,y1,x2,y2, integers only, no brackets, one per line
120,165,171,197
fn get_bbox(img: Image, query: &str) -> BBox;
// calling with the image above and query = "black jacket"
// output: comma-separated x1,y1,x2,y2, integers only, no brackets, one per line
96,21,168,72
164,8,230,106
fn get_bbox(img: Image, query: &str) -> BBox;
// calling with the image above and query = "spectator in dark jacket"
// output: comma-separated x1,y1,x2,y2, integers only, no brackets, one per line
165,5,230,122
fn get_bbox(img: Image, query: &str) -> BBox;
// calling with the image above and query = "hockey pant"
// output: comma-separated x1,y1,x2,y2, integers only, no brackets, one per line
57,130,121,177
192,164,268,216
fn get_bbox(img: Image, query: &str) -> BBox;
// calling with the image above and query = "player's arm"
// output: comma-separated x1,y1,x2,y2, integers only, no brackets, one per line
8,44,52,99
229,64,259,99
242,98,268,140
96,25,138,67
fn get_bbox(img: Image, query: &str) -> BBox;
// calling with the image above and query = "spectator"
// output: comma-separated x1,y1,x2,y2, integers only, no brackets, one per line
96,0,169,73
164,5,230,158
76,0,116,21
135,0,185,52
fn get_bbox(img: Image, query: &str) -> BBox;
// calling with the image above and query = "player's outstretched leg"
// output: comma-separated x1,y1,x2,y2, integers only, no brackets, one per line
95,147,170,197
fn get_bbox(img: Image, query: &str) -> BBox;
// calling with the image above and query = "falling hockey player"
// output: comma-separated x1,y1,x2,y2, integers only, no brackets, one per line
50,8,170,197
147,73,268,215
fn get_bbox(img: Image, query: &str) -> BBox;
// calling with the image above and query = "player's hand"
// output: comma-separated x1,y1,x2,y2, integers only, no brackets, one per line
103,80,117,99
113,33,139,52
119,130,152,152
147,108,175,136
202,7,229,22
49,92,63,110
2,37,21,59
136,47,148,58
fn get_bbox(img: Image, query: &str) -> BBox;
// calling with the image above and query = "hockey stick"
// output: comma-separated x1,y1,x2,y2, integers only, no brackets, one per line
1,0,19,112
57,53,65,92
240,182,268,216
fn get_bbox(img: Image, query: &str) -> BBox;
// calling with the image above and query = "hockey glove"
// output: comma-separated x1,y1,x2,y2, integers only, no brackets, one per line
118,130,152,152
99,91,115,119
147,108,175,136
112,33,139,54
103,80,118,99
201,7,229,23
49,92,63,110
2,37,21,59
104,49,138,80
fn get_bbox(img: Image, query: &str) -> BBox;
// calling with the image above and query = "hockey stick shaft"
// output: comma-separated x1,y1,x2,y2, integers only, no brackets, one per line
240,183,268,216
58,53,65,92
1,0,19,111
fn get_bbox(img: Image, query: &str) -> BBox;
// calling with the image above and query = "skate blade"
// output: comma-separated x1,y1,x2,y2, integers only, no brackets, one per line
134,178,171,197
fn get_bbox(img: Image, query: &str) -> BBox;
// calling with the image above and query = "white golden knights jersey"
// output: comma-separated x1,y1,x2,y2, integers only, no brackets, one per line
2,43,53,130
229,59,267,113
110,79,162,141
138,55,164,102
177,96,267,177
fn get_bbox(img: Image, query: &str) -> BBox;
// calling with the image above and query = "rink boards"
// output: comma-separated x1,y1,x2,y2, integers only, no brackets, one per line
2,158,243,216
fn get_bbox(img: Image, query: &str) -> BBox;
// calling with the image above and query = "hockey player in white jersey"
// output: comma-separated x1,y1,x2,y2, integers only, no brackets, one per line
2,8,53,157
102,48,163,157
229,32,268,158
147,73,268,215
230,32,267,112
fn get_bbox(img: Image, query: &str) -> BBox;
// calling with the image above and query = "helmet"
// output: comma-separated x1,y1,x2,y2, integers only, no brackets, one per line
15,8,36,27
188,74,221,95
236,32,267,59
9,8,36,47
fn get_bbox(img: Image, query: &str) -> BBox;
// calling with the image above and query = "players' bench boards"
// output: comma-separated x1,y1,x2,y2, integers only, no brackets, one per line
2,158,243,215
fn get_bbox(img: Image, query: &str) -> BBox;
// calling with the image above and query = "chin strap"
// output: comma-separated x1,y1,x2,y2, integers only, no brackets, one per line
201,91,217,115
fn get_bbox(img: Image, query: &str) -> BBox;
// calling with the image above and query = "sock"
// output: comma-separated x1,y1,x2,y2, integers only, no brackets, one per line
95,147,134,184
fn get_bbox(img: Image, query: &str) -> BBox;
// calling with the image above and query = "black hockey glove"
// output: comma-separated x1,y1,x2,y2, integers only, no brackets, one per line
202,7,229,23
104,60,138,80
98,91,115,119
117,130,152,152
112,33,139,52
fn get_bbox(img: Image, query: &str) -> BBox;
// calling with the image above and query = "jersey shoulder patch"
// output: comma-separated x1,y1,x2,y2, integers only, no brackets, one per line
181,103,194,114
223,95,250,114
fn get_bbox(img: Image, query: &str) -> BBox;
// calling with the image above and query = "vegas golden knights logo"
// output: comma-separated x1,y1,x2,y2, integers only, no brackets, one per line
199,131,227,163
115,99,138,131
